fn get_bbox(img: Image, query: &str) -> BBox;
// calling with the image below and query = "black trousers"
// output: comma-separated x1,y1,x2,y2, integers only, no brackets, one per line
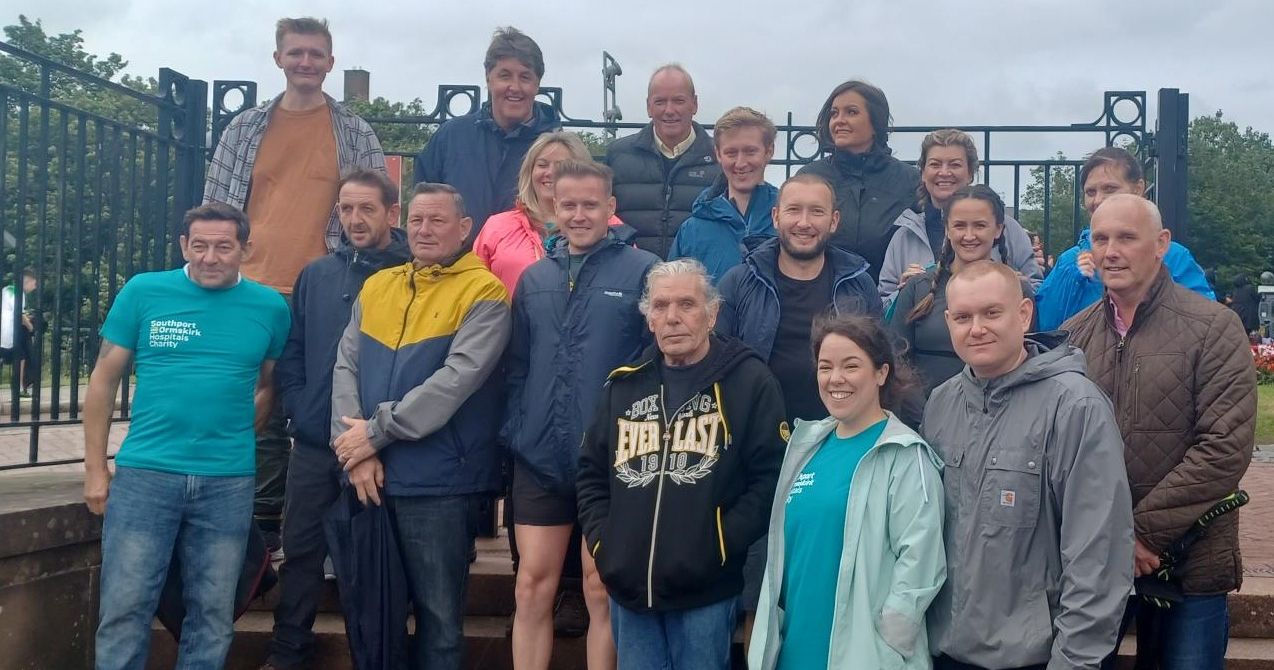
934,655,1047,670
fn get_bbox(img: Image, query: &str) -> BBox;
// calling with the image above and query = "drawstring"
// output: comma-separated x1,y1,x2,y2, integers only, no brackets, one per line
916,448,930,504
712,382,732,449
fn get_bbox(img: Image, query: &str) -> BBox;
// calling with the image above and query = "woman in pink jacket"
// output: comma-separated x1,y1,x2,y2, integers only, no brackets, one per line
475,131,623,294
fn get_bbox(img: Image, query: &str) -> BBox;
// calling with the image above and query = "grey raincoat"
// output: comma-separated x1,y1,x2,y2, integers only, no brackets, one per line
921,335,1133,669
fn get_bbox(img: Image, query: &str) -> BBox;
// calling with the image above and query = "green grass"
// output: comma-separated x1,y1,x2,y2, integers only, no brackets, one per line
1259,384,1274,446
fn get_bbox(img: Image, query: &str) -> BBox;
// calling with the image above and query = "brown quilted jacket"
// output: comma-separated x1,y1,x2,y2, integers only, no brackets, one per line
1063,266,1255,594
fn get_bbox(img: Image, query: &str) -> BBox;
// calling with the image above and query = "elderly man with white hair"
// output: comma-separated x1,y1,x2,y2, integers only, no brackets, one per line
1065,193,1255,670
576,258,787,670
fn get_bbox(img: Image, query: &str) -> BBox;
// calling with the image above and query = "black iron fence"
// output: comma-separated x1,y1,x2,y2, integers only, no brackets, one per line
0,42,1190,468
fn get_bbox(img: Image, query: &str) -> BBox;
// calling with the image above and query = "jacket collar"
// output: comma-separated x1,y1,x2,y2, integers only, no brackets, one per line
474,101,562,139
632,122,716,167
1101,264,1173,335
743,237,869,289
690,179,779,233
830,144,895,176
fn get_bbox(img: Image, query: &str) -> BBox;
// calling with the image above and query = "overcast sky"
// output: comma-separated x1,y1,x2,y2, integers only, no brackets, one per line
9,0,1273,184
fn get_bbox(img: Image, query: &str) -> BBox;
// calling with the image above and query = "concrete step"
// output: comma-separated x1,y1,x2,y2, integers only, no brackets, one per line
147,612,587,670
1116,634,1274,669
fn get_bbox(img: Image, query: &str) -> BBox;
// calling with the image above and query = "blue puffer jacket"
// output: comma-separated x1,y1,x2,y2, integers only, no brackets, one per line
716,238,882,361
1035,227,1214,331
412,101,562,238
503,228,659,494
668,178,777,284
277,229,411,449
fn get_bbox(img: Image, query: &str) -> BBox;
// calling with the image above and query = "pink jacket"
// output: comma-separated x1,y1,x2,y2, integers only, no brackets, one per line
475,205,624,295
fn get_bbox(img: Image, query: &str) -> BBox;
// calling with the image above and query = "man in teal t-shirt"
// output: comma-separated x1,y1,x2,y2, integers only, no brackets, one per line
83,202,290,670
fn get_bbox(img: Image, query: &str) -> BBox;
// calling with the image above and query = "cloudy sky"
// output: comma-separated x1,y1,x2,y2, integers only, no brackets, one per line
10,0,1273,179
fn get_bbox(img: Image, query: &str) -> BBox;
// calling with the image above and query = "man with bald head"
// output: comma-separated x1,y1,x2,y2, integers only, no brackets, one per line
606,64,720,257
923,260,1132,670
1065,194,1255,670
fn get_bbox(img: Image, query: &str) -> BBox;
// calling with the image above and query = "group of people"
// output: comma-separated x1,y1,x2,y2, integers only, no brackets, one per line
78,16,1256,670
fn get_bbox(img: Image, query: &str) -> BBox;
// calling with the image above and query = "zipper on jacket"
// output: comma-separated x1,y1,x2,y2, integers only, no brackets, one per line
386,270,421,400
646,384,702,609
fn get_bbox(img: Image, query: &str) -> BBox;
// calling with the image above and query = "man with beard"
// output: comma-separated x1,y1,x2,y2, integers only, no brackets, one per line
715,172,881,645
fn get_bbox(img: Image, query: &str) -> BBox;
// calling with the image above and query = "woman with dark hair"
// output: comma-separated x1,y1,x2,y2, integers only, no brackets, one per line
877,129,1041,306
797,80,919,283
749,313,944,670
887,185,1036,395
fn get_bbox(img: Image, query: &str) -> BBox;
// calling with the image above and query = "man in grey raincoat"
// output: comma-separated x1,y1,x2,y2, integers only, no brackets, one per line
921,260,1133,670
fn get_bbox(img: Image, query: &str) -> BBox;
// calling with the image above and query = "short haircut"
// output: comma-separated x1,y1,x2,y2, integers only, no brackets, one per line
815,79,892,151
182,202,251,244
638,258,719,316
339,168,398,208
949,259,1024,301
552,159,614,198
778,173,836,206
409,182,467,219
648,63,696,97
917,129,979,208
1094,192,1163,231
1080,146,1144,190
484,27,545,79
275,17,332,51
517,132,593,222
713,106,777,149
21,268,36,280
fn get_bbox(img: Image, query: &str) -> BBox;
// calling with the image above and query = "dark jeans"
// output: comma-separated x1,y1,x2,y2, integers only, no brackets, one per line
254,402,291,538
392,494,480,670
934,656,1046,670
1102,593,1230,670
267,442,343,668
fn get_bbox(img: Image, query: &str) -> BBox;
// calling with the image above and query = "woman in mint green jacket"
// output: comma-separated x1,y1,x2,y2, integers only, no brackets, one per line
748,314,946,670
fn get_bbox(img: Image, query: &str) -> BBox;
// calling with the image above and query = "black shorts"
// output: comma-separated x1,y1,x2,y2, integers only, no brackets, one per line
510,464,577,527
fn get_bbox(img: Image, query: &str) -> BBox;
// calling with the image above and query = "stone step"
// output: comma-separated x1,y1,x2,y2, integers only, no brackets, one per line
1116,634,1274,669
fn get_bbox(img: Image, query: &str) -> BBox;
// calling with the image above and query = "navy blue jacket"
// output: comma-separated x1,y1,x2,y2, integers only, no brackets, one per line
503,229,659,495
605,122,720,258
716,237,882,361
413,101,562,237
669,179,777,284
276,229,411,449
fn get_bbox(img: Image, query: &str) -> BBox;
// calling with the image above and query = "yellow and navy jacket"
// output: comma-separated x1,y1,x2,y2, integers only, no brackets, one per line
331,252,511,497
576,335,788,612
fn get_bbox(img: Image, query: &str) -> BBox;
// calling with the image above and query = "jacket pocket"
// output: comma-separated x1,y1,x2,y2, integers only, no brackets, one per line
1131,353,1191,432
979,450,1042,529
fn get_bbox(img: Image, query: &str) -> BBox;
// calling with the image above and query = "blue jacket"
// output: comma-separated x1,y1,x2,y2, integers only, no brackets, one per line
1035,227,1214,331
668,178,777,284
412,101,562,237
276,229,411,449
716,238,882,361
504,229,659,494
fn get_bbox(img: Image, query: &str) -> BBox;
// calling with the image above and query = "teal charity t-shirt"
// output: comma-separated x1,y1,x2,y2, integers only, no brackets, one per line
101,268,290,476
776,418,887,670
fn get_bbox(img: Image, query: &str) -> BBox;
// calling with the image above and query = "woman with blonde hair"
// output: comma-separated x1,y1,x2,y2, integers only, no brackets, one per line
474,131,623,293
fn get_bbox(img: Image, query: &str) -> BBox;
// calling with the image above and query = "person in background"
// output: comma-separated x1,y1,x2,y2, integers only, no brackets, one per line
204,16,387,555
505,160,658,670
669,106,778,283
797,80,918,283
748,314,945,670
1034,146,1212,330
606,64,720,257
924,260,1132,670
262,169,411,670
1065,195,1255,670
887,185,1035,396
1230,274,1260,334
1,268,39,396
576,259,786,670
878,129,1040,306
474,131,623,295
413,27,561,239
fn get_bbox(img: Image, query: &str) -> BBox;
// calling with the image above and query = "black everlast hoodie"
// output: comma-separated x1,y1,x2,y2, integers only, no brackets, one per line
276,228,412,448
576,334,788,612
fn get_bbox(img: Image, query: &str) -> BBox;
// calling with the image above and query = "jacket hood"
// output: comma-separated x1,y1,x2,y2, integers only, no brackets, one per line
334,227,412,266
958,332,1089,396
830,143,897,175
743,237,870,287
893,207,928,240
792,412,943,471
389,249,490,281
689,179,779,233
476,100,562,137
615,334,760,392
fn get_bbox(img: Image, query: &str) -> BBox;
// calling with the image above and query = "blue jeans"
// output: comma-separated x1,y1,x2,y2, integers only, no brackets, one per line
610,596,737,670
1113,594,1230,670
96,466,254,670
391,494,479,670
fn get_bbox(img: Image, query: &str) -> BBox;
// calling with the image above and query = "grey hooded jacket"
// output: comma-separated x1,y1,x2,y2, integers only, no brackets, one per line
921,335,1133,670
879,207,1042,307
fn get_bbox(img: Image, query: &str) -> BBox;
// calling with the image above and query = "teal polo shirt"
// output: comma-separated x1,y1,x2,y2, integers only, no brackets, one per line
101,268,290,476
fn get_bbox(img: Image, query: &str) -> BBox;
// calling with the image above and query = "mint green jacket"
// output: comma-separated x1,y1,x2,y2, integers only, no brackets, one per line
748,413,946,670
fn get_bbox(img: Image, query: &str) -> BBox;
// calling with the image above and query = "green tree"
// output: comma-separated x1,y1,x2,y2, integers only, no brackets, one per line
1017,152,1082,259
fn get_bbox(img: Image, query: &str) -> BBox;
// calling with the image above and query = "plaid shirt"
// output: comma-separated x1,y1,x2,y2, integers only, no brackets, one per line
203,93,386,252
